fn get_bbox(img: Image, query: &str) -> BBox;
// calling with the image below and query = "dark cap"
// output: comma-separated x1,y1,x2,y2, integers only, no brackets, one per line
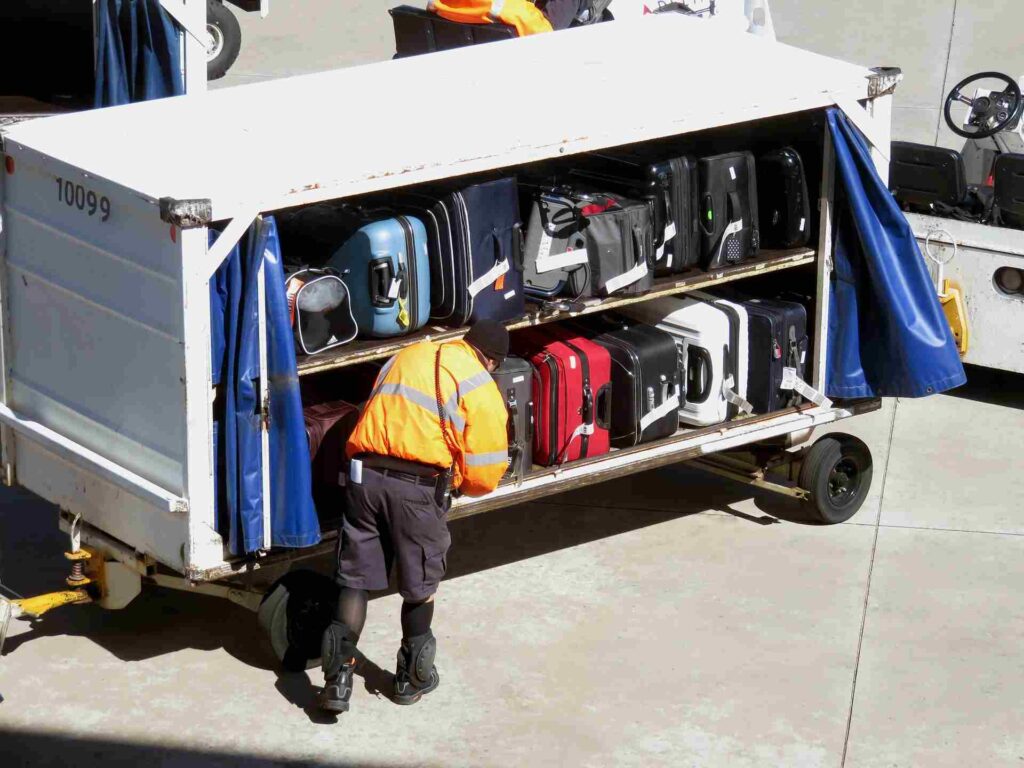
464,320,509,364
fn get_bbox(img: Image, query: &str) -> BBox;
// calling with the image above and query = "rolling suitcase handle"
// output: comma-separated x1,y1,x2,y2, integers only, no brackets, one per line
686,347,714,404
369,258,398,308
595,382,613,430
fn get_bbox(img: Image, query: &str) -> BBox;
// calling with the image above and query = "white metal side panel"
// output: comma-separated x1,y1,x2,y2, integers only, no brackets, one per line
2,148,188,495
2,14,872,220
906,213,1024,374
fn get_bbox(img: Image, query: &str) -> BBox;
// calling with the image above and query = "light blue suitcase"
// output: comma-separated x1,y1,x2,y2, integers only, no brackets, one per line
327,215,431,338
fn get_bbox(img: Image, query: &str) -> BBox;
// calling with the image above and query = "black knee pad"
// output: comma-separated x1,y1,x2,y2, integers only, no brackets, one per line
402,630,436,688
321,620,359,678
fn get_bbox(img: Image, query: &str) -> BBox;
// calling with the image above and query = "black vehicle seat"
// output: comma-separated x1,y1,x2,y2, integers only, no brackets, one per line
992,153,1024,228
889,141,969,212
390,5,516,59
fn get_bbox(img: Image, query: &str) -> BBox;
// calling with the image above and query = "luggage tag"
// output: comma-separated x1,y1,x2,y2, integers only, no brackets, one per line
722,375,754,415
397,298,410,329
780,367,832,409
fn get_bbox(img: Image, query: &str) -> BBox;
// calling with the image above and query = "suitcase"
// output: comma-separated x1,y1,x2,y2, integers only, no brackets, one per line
588,318,682,447
326,215,431,338
491,356,535,482
523,187,654,300
304,400,361,517
698,151,760,269
733,296,809,414
690,290,752,418
621,295,740,427
513,327,612,466
390,5,516,59
571,153,700,275
393,177,525,325
757,147,810,249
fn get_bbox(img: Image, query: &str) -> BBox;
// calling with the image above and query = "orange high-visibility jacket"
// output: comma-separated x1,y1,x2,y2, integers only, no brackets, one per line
347,339,509,497
428,0,554,37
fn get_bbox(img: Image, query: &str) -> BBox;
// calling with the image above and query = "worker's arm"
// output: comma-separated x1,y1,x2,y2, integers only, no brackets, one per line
456,377,509,497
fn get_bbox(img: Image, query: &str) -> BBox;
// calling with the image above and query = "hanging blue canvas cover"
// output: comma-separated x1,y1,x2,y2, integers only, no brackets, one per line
826,108,966,398
95,0,185,107
210,218,320,555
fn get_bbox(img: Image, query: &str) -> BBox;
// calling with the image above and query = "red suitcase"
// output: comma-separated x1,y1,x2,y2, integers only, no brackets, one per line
513,327,612,466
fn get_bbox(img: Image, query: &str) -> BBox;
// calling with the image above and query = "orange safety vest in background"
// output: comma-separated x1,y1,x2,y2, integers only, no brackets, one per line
428,0,554,37
347,340,509,497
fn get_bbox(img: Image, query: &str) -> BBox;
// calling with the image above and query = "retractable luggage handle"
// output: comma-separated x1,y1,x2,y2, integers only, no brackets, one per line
369,257,399,308
505,388,523,478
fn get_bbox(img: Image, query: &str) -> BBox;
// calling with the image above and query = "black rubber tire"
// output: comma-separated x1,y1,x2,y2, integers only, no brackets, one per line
257,570,339,672
206,0,242,81
798,434,873,524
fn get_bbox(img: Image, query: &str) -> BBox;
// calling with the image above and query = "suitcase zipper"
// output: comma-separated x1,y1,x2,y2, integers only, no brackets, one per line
397,215,418,328
454,191,474,323
558,339,593,457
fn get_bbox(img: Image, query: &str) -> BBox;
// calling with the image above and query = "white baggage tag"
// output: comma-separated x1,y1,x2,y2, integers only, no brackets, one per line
536,247,589,274
387,279,401,299
722,374,754,415
537,232,553,261
603,260,649,295
729,166,737,180
349,458,363,485
663,221,677,241
781,367,832,409
639,394,681,431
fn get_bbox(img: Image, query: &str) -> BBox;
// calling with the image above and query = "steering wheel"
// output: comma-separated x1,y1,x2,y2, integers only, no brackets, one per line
944,71,1022,139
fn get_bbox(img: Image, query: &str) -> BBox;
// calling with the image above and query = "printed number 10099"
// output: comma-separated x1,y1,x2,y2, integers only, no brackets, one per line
56,177,111,222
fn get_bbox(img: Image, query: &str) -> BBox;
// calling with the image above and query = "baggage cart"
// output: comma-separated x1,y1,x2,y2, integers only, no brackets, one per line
0,14,896,662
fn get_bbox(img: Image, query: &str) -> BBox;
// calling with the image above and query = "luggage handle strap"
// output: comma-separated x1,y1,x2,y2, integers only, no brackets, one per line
638,393,681,432
467,228,511,298
556,421,595,465
780,367,832,409
722,375,754,415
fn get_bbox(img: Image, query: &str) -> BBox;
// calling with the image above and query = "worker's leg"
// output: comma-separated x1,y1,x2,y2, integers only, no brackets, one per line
320,468,391,714
389,477,450,705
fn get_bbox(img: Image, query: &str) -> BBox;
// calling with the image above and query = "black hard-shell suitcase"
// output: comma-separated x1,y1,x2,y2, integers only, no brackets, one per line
698,151,760,269
393,177,525,325
491,356,534,482
757,147,810,249
737,296,809,414
571,153,700,275
587,317,681,448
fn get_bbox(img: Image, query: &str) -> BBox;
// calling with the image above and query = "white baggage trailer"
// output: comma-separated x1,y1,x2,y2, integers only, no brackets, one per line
0,14,895,661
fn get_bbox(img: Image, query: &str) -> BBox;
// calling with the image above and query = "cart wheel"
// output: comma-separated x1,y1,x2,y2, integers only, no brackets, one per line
798,434,873,524
257,570,339,672
206,0,242,81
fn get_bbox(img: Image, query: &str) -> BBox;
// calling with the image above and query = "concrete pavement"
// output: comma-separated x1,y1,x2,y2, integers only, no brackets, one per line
1,369,1022,767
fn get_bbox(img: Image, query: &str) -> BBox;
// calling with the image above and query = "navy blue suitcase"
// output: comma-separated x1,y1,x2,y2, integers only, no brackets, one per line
394,177,525,326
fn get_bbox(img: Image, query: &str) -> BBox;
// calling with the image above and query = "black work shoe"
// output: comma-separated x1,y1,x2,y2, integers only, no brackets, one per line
392,638,440,706
318,662,355,713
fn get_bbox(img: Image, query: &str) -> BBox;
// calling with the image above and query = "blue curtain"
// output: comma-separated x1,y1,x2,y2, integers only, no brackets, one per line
210,218,321,556
826,108,966,398
95,0,185,107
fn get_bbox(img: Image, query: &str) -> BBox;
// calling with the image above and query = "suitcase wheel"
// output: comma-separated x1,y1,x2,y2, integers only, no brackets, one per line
257,569,339,672
797,434,873,525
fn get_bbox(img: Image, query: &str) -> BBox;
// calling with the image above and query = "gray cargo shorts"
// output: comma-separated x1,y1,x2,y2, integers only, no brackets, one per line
336,465,451,602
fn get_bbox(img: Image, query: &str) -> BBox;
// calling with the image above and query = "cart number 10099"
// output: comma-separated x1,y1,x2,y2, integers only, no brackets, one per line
55,177,111,222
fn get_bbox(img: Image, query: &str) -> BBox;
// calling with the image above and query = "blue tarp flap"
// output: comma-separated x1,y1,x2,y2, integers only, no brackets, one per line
826,108,967,398
95,0,185,108
210,218,320,555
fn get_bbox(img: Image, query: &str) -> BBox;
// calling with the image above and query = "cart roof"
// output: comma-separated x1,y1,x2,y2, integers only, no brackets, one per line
3,14,872,222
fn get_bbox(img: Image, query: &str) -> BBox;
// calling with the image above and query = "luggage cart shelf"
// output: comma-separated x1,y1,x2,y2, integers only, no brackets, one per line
297,248,815,375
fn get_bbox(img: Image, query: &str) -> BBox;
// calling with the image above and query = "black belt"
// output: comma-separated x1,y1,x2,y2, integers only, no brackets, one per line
355,454,444,486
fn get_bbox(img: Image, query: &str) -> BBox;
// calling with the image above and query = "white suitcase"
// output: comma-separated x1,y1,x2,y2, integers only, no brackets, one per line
690,290,753,418
622,295,747,426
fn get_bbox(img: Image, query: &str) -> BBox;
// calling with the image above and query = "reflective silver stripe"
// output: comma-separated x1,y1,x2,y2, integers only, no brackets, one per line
426,0,436,9
465,450,508,467
457,370,493,399
369,356,397,399
377,382,467,432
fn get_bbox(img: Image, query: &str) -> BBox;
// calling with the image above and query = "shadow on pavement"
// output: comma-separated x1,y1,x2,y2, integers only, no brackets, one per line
949,365,1024,410
0,725,410,768
0,456,803,673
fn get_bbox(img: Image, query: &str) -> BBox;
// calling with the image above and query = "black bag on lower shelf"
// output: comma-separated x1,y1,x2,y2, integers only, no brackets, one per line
491,356,534,482
698,151,760,269
738,297,809,414
586,317,681,448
